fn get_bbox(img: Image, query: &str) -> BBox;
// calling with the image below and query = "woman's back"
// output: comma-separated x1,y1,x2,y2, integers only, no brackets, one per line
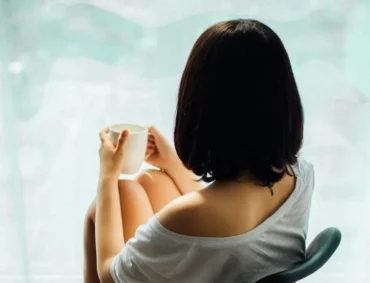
111,158,314,283
159,163,297,238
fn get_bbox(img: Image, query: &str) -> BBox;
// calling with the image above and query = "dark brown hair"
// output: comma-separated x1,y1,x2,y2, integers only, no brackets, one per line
174,19,303,187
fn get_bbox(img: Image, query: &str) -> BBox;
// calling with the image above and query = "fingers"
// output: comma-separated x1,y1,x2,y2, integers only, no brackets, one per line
145,148,155,160
148,125,162,139
147,144,156,151
146,144,154,152
145,146,157,158
148,133,155,141
147,135,155,146
116,130,129,155
99,127,110,144
147,132,156,146
146,140,156,152
145,138,157,159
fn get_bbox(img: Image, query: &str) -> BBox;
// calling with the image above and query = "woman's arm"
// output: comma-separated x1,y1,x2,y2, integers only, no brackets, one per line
95,128,128,283
145,126,204,195
95,177,124,283
164,156,204,195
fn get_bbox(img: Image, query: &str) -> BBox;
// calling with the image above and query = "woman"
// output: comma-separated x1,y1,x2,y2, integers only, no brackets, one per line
84,19,315,283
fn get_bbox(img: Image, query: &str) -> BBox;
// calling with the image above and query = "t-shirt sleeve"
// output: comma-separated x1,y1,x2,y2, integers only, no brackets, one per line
110,216,194,283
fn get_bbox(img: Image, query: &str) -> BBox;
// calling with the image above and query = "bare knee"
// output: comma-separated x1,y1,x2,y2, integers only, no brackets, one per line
85,180,139,222
118,179,145,194
85,180,148,224
136,169,182,212
136,169,175,190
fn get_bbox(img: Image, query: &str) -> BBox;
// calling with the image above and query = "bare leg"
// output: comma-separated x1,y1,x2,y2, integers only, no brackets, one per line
83,180,154,283
135,169,182,213
83,199,99,283
117,179,154,241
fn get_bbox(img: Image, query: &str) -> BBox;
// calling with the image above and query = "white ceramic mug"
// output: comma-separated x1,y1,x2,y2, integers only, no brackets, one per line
109,124,148,174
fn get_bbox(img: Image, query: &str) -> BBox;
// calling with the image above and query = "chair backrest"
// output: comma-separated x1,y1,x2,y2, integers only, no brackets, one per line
256,227,342,283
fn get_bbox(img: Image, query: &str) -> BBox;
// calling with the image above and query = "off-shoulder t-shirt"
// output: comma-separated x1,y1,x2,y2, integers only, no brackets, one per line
110,158,315,283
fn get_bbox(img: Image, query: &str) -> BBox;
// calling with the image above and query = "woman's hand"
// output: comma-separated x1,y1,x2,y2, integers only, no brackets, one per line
145,126,180,171
99,127,128,180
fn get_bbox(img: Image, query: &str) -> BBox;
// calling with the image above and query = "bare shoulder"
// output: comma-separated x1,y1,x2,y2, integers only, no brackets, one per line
156,191,209,236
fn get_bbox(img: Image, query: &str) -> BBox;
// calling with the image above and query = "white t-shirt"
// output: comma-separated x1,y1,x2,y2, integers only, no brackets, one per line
110,158,315,283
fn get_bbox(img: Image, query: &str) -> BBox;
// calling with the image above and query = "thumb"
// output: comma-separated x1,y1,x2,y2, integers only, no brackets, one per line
116,130,129,155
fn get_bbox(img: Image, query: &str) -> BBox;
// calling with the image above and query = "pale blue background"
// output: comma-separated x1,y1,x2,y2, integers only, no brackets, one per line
0,0,370,282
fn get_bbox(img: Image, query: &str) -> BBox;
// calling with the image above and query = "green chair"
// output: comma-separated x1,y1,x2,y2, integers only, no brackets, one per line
256,227,342,283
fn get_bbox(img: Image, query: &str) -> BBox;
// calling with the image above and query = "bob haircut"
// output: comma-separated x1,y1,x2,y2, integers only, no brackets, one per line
174,19,304,187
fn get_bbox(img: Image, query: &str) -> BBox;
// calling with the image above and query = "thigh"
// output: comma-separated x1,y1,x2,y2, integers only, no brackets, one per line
136,169,182,213
117,179,154,241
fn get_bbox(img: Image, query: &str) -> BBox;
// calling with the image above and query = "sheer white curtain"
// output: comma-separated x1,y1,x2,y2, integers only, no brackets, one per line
0,1,369,282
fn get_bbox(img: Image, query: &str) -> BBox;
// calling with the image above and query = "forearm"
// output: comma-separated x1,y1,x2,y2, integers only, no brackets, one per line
165,158,204,195
95,177,124,282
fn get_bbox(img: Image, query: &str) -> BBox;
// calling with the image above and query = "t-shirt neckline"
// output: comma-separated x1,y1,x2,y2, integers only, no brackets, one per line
149,161,303,245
